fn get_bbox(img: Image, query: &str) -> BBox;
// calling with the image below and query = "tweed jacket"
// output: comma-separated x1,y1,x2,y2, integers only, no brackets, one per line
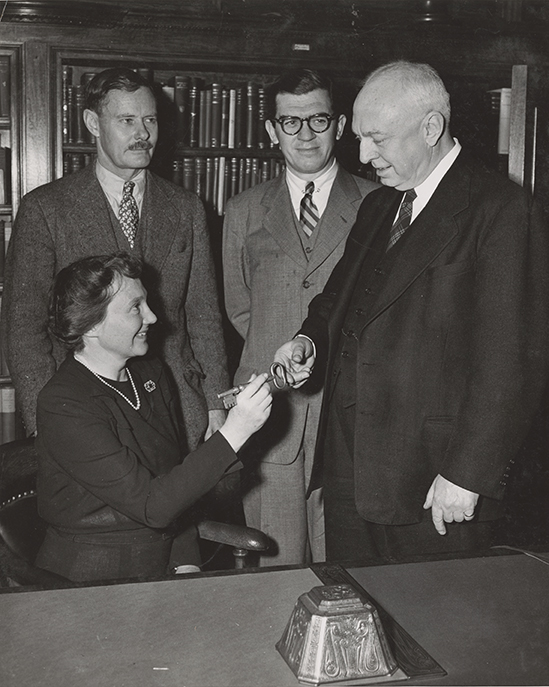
1,165,229,447
223,166,378,464
300,151,549,523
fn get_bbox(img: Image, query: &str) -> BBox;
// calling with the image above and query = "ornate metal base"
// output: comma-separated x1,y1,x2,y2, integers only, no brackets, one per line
276,584,409,685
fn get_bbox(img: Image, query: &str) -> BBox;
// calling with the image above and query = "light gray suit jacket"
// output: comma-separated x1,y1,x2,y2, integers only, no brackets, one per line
2,165,228,449
223,166,378,465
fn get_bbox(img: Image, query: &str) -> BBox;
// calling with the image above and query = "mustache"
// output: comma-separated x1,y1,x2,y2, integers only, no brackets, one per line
128,142,153,151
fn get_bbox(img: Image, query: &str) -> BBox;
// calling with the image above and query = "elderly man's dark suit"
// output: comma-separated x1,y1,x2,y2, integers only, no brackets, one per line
1,165,228,448
300,151,549,551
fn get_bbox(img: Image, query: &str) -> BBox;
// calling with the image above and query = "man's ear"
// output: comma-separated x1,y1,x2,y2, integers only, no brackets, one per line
265,119,279,146
83,109,100,138
335,114,347,141
424,111,445,147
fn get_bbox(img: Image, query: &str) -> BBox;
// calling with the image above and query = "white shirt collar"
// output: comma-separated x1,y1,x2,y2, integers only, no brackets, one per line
409,138,461,222
95,162,146,215
285,158,339,220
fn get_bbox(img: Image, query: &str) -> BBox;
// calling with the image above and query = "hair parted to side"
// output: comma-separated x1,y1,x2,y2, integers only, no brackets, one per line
267,68,335,119
49,252,143,352
84,67,155,114
363,61,451,123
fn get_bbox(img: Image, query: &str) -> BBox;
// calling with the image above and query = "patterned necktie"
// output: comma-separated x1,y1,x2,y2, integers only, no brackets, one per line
387,189,417,250
119,180,139,249
300,181,319,237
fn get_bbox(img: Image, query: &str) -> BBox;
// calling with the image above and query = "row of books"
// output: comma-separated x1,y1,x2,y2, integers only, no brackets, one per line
162,77,272,150
0,385,17,446
61,66,274,150
173,156,284,215
0,218,12,282
62,67,95,145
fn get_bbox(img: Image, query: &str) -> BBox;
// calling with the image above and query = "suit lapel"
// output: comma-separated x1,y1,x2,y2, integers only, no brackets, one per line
262,175,308,268
362,158,471,329
306,168,364,275
141,171,180,271
65,167,120,249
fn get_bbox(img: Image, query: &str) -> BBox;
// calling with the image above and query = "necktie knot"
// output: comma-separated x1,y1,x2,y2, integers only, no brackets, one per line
300,181,319,237
119,180,139,249
387,188,416,250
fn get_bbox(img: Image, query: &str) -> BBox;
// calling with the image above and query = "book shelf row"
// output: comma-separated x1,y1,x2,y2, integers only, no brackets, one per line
173,155,284,215
62,66,276,151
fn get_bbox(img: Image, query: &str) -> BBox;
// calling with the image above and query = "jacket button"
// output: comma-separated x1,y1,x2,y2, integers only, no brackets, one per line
305,246,312,253
341,350,349,358
374,267,384,275
355,308,364,316
364,288,373,295
303,280,311,288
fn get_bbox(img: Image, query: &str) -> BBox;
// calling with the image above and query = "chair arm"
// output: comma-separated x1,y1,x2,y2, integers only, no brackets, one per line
197,521,270,552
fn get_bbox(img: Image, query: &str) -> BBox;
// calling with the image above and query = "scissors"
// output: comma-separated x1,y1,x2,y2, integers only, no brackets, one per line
217,362,290,410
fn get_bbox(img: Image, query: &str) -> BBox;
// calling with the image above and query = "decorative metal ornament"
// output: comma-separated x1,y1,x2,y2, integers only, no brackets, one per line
144,380,156,392
276,584,407,685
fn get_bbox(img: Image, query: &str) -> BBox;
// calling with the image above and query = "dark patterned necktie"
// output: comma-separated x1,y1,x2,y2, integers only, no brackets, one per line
119,180,139,249
387,189,417,250
300,181,319,237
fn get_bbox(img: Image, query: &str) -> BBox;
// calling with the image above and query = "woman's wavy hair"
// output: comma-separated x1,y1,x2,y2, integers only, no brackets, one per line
49,252,143,352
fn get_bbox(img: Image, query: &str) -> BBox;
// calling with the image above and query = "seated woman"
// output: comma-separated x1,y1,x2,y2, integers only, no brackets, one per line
35,252,272,582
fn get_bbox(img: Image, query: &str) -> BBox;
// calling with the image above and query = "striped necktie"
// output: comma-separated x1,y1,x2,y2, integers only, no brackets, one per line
119,180,139,249
387,189,416,250
300,181,319,237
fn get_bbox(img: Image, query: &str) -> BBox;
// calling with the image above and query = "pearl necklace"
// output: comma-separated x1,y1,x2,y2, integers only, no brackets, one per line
75,357,141,410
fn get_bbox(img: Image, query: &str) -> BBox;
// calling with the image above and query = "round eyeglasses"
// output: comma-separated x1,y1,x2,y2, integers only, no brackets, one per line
272,113,339,136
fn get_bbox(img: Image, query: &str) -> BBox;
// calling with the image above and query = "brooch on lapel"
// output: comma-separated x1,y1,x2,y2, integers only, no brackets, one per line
144,380,156,393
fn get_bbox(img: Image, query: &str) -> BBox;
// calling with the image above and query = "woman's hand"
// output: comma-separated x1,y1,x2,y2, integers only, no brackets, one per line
218,373,272,452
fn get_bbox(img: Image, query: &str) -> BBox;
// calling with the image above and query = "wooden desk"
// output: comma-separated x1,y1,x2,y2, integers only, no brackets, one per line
0,552,547,686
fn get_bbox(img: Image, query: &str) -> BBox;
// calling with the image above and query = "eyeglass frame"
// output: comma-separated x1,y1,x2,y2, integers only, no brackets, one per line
271,112,340,136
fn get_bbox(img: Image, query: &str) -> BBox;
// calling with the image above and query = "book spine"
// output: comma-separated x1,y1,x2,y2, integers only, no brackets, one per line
246,81,258,148
220,88,229,148
205,157,214,205
235,87,244,149
188,78,200,148
210,83,222,148
216,157,226,215
198,89,207,148
173,75,190,146
75,85,86,144
228,89,236,149
0,58,9,118
62,66,73,145
1,385,16,444
182,158,195,192
230,157,239,199
67,85,77,144
257,86,267,149
251,158,260,188
204,88,212,149
195,156,206,200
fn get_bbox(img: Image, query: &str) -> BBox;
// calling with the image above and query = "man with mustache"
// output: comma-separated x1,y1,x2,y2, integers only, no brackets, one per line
2,67,229,451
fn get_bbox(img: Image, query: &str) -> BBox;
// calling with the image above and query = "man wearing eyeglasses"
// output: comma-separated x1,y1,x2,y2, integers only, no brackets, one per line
223,69,378,565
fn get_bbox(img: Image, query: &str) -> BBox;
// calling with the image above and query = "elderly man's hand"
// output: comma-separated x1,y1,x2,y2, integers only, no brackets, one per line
423,474,479,535
273,336,315,388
